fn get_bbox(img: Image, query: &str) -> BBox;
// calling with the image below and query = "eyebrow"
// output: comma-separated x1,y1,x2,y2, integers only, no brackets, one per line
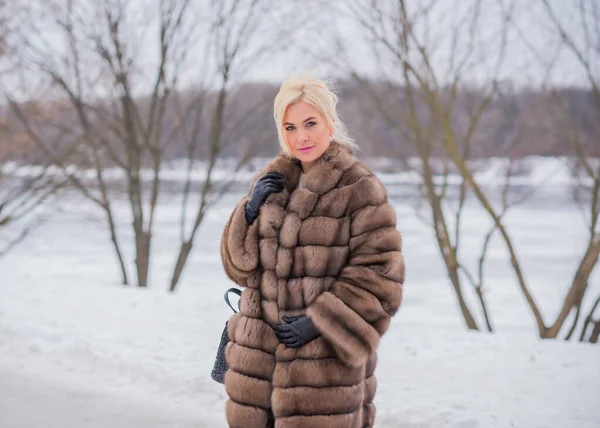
283,116,317,126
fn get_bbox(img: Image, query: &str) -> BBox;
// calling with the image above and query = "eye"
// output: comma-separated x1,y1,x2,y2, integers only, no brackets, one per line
285,125,295,131
306,121,316,127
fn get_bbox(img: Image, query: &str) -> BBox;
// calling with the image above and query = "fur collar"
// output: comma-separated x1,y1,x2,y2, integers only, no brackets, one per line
260,141,357,197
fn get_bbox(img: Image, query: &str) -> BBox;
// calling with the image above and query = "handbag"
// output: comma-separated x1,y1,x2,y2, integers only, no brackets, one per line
211,287,242,384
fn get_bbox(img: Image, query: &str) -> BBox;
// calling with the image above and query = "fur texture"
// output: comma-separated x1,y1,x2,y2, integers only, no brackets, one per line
220,142,404,428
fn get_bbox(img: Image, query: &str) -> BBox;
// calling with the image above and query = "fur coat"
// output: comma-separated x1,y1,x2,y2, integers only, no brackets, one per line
220,141,405,428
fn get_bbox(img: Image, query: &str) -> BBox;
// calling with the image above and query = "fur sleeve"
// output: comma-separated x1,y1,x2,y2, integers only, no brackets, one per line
220,194,261,288
221,153,299,288
306,174,405,367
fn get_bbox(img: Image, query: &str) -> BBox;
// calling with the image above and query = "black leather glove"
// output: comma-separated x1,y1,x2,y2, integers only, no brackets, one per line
274,315,320,348
245,172,284,225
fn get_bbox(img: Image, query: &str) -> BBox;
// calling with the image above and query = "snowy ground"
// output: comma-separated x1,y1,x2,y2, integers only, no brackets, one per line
1,180,599,427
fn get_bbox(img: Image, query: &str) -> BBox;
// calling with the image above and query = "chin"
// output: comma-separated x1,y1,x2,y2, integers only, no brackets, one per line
296,152,319,163
295,147,327,163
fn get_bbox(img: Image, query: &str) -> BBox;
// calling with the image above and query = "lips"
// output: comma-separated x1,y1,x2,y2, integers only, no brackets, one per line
298,145,314,154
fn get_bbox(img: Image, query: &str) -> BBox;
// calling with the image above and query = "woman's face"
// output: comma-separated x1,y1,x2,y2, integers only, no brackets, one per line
283,101,333,170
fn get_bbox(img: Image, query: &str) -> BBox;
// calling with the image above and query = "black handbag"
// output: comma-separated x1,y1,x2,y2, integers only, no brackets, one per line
211,287,242,384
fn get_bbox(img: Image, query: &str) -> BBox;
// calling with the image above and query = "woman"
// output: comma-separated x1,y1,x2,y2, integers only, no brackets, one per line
220,73,404,428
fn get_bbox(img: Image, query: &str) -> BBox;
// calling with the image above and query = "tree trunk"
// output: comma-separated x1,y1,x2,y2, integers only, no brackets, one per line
488,199,547,336
475,287,494,332
579,294,600,342
590,322,600,344
106,210,129,285
438,115,547,337
135,230,151,287
446,254,479,330
546,239,600,338
427,187,479,330
169,241,193,292
170,85,228,292
564,304,581,340
424,159,479,330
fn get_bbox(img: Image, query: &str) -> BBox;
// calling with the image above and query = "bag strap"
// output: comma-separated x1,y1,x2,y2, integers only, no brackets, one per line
224,288,242,314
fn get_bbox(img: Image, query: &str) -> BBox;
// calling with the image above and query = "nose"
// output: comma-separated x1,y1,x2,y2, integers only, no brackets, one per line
296,130,308,144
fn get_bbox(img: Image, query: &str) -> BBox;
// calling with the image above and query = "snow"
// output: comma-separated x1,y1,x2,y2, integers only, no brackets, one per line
1,176,599,427
2,156,596,188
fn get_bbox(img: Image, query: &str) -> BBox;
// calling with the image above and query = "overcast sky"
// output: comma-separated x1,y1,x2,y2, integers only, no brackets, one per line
1,0,595,102
241,0,595,88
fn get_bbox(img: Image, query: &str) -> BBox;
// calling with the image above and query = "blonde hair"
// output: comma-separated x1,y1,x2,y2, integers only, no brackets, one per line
273,72,358,155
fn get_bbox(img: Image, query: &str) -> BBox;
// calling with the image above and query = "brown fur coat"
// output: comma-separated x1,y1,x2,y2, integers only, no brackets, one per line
220,141,405,428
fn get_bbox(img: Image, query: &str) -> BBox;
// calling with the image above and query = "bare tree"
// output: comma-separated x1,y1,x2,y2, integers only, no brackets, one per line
329,0,524,331
168,0,299,291
0,3,65,258
338,0,600,339
2,0,197,286
531,0,600,340
3,0,303,290
0,130,65,258
0,171,62,257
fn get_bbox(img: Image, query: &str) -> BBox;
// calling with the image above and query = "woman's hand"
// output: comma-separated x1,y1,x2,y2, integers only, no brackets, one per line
275,315,320,348
245,172,285,225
